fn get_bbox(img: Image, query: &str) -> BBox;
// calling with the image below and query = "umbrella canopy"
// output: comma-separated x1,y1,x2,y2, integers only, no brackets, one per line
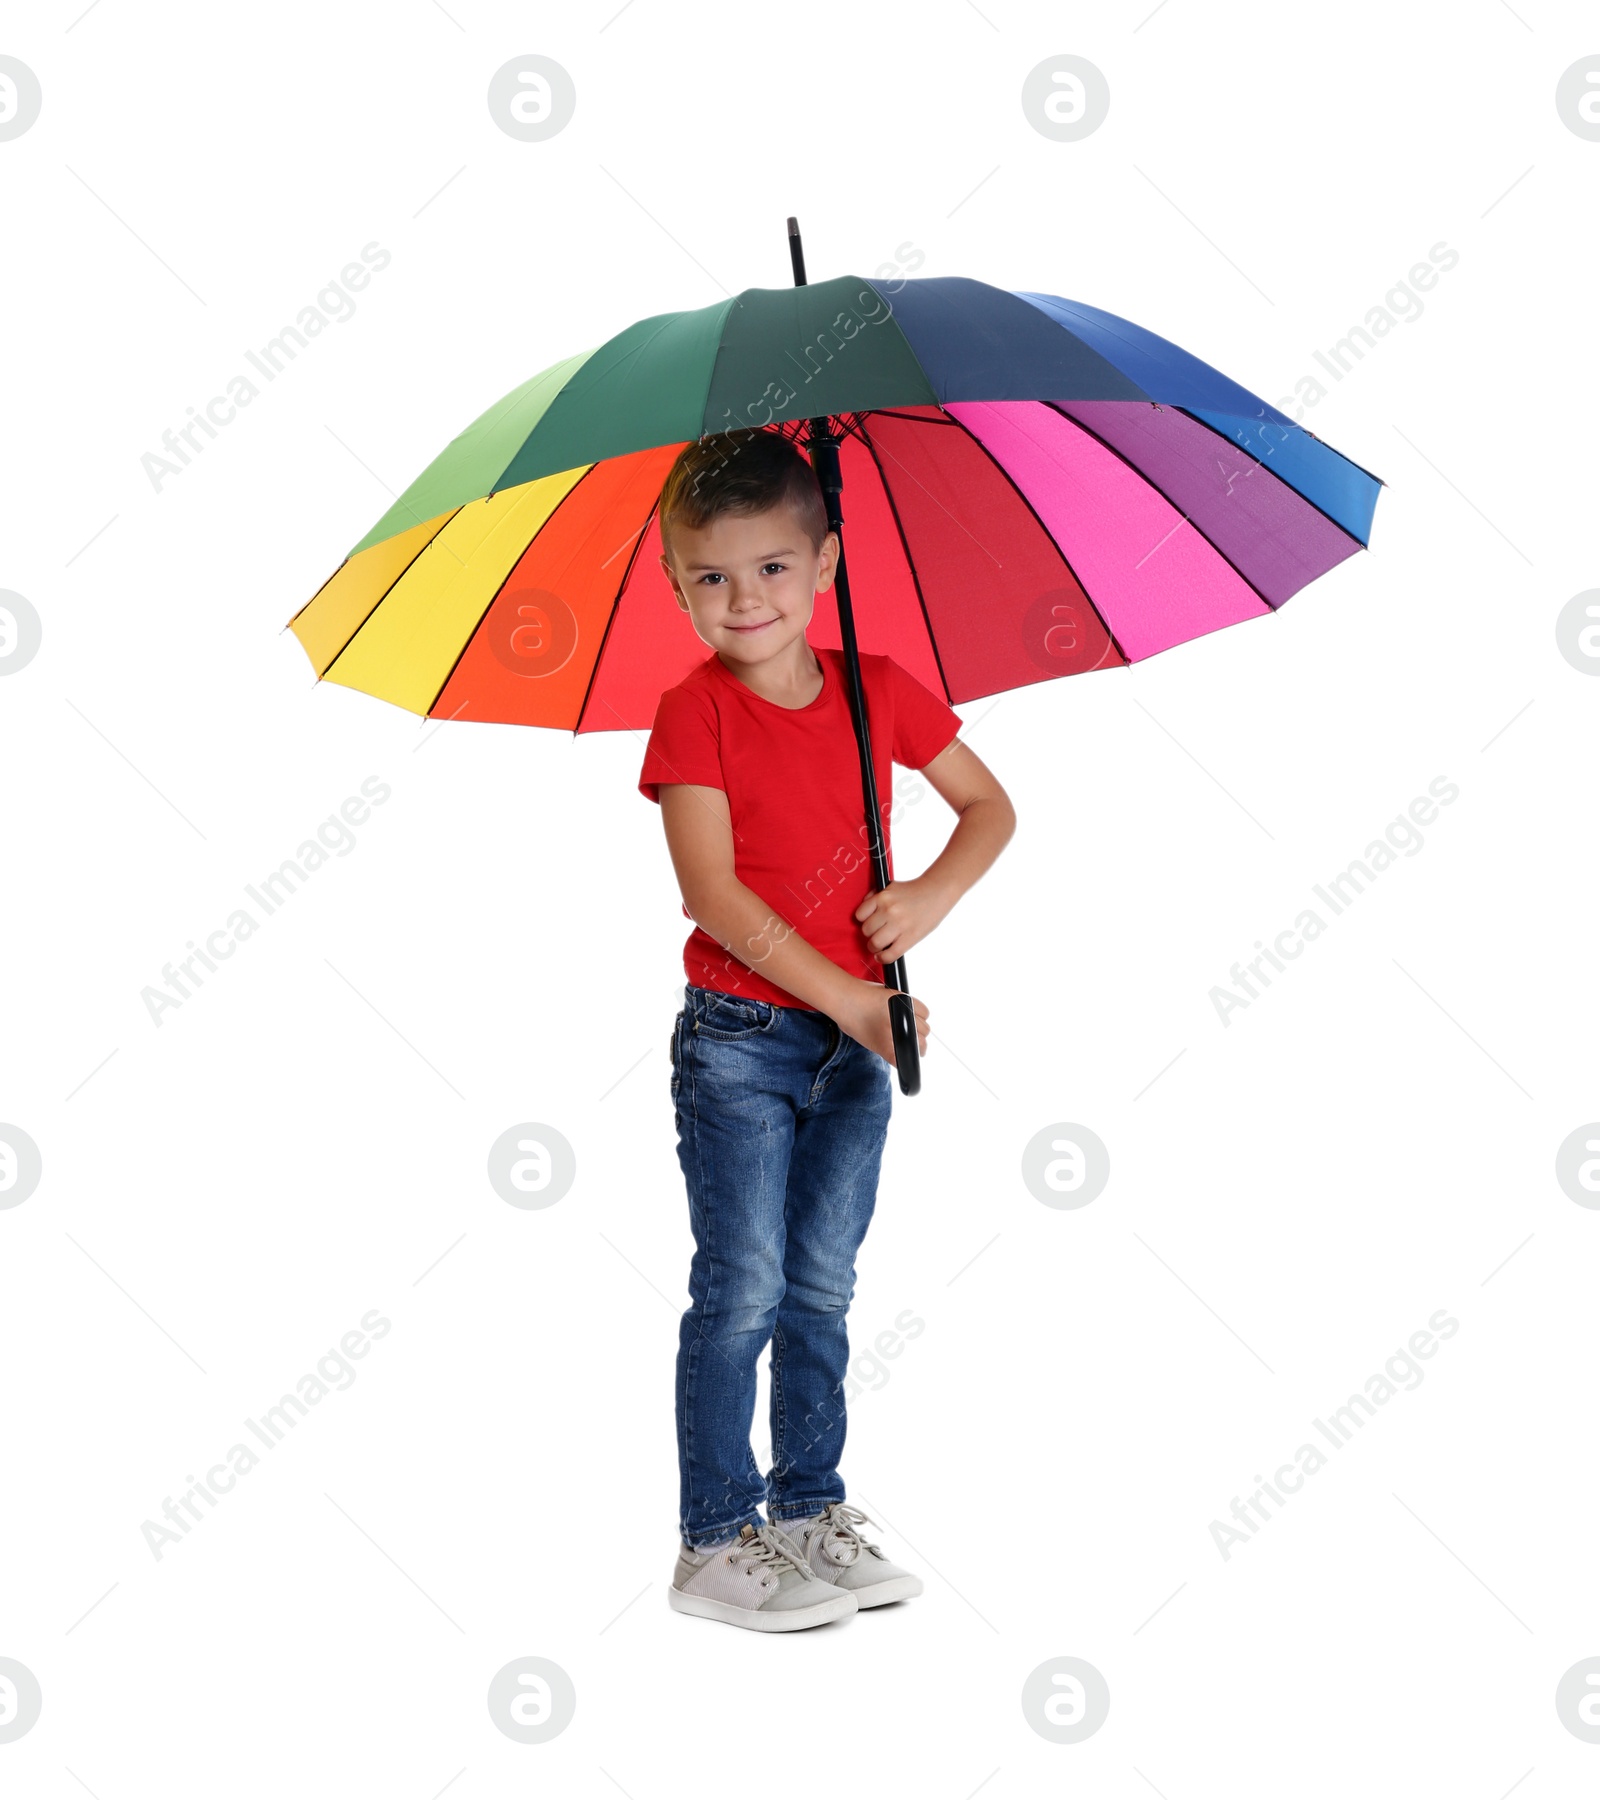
287,274,1383,731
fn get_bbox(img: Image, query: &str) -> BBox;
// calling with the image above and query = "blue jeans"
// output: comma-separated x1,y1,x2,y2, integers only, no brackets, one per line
669,982,894,1550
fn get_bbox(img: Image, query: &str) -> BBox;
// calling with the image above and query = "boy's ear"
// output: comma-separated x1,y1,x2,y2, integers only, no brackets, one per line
812,530,840,593
657,551,686,605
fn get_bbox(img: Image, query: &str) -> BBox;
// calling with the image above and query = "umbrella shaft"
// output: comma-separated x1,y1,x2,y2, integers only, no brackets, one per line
788,221,905,1001
805,422,901,994
787,219,915,1092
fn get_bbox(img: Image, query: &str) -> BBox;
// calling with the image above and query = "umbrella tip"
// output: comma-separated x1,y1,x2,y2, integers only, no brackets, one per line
786,216,799,234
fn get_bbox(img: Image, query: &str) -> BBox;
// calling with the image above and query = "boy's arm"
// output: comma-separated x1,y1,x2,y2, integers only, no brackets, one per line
853,737,1017,967
658,783,865,1017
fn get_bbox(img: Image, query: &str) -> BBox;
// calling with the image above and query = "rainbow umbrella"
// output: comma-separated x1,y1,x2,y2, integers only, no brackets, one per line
287,220,1384,1093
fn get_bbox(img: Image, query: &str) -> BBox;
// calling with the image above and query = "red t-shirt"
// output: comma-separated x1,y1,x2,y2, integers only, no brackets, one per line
638,644,963,1009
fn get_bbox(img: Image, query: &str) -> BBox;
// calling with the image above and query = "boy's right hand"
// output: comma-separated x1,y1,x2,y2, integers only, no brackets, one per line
834,979,929,1068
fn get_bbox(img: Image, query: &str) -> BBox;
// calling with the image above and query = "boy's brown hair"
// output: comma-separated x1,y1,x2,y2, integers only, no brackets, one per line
657,427,830,565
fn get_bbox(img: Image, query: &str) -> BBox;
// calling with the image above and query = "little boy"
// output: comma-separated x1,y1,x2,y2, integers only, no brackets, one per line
637,427,1015,1631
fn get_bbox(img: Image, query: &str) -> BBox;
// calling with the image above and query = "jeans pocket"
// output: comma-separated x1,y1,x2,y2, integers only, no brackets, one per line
696,990,776,1041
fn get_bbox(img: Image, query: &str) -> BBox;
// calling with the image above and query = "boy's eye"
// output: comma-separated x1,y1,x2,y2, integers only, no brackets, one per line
696,563,787,585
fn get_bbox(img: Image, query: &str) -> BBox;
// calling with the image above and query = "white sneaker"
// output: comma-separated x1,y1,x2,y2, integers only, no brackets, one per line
668,1522,859,1632
773,1503,925,1608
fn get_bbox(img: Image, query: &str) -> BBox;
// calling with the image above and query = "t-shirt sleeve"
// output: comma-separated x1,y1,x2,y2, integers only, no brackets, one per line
638,684,724,804
886,656,962,770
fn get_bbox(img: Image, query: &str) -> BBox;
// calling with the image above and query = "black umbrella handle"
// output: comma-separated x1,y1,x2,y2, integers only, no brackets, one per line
789,215,923,1098
886,985,922,1097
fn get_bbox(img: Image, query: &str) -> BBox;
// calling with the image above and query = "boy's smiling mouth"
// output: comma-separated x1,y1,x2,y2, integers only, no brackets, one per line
726,619,777,634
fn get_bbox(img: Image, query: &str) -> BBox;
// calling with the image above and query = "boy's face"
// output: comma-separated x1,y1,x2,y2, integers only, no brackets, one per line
659,498,838,672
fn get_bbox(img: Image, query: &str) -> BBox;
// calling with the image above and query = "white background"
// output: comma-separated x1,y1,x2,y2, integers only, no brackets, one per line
2,0,1596,1794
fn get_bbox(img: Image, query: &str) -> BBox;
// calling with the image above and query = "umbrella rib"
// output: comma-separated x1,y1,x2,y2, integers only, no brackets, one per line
318,507,466,683
417,464,601,722
568,290,749,737
1275,416,1388,491
863,407,962,428
475,355,599,497
1041,402,1286,614
854,415,957,707
487,312,711,495
1171,406,1377,551
498,293,733,732
934,408,1134,672
571,492,662,738
286,554,349,633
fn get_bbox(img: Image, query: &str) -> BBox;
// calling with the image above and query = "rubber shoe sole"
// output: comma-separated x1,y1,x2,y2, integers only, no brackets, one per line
667,1585,858,1631
851,1573,925,1609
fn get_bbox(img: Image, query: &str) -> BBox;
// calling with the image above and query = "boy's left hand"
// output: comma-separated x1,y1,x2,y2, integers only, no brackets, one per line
853,877,951,965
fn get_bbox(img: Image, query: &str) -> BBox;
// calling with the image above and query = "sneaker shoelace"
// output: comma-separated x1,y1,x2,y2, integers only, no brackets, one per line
808,1502,882,1567
722,1523,814,1584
